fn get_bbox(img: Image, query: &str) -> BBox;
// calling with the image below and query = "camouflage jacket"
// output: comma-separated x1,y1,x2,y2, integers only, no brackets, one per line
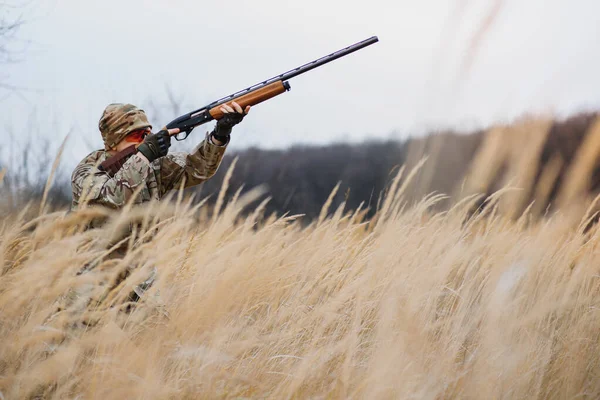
71,133,227,210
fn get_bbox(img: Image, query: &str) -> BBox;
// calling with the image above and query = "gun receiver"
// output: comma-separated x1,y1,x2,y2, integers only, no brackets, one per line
166,36,379,140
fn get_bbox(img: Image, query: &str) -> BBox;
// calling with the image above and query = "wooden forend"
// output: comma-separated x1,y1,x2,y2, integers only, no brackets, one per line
209,81,288,119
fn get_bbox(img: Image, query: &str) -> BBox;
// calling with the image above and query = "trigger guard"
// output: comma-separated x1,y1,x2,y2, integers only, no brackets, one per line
175,128,193,141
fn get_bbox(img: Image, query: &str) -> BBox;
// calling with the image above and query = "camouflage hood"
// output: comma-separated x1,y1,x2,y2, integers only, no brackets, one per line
99,103,152,150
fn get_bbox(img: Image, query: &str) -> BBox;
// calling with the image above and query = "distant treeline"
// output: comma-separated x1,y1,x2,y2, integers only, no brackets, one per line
195,140,409,220
195,131,483,220
2,111,599,219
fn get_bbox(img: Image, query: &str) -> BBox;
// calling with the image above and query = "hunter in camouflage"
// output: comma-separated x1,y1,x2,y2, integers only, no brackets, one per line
71,102,249,210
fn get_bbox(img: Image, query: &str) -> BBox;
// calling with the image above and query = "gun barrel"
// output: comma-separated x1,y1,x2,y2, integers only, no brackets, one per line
280,36,379,81
169,36,379,140
206,36,379,109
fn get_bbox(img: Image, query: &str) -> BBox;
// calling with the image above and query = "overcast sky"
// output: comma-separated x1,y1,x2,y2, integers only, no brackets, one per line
2,0,600,162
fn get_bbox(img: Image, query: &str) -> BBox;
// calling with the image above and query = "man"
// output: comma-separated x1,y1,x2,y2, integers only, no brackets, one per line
71,101,250,210
60,102,250,316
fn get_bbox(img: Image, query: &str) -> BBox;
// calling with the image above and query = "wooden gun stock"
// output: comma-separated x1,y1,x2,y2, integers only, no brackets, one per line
208,81,290,120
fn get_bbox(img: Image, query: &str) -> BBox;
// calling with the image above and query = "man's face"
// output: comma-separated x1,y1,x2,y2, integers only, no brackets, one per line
113,127,151,152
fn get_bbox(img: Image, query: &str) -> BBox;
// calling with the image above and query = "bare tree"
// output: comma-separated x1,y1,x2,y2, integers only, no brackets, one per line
0,1,29,97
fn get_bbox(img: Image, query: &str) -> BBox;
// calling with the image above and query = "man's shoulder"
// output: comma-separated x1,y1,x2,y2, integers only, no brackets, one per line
74,149,107,168
72,150,106,179
81,149,106,162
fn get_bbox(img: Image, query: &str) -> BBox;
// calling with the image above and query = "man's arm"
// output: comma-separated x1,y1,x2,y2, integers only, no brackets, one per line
158,101,249,194
158,132,228,194
72,153,153,209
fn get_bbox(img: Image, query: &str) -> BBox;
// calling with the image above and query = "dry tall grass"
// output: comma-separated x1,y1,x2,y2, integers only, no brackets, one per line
2,162,600,399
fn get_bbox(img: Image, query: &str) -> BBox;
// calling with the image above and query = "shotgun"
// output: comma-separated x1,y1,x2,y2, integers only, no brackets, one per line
166,36,379,140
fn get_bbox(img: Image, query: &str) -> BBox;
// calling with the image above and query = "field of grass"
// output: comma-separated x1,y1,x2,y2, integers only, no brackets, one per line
2,161,600,399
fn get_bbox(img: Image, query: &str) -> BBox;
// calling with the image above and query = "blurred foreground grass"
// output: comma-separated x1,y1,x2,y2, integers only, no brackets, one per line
2,163,600,399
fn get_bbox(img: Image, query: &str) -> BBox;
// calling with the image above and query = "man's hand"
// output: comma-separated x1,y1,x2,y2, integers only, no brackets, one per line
137,129,177,163
212,101,251,143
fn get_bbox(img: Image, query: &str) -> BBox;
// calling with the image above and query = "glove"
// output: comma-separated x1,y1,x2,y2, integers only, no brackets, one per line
137,129,171,162
211,110,246,141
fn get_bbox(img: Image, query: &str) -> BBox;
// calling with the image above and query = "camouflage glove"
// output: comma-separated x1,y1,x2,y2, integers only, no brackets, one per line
211,111,246,141
137,130,171,162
